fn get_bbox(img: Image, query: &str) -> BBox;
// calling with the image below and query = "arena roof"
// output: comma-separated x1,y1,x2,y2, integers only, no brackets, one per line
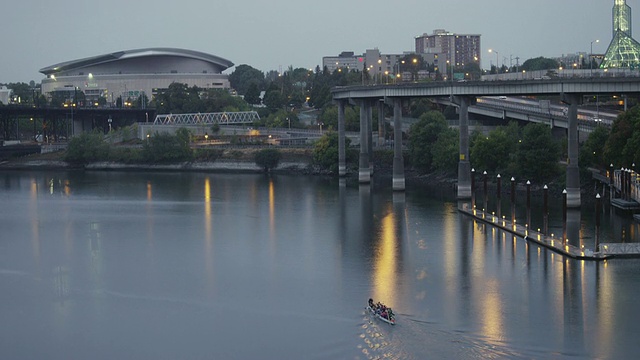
39,48,234,75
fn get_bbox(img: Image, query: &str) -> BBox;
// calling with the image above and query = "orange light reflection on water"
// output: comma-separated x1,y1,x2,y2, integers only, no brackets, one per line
203,177,215,295
269,179,275,239
372,209,398,307
29,179,40,263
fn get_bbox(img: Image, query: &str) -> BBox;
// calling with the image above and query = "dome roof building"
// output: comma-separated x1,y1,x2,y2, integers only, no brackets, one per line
40,48,234,106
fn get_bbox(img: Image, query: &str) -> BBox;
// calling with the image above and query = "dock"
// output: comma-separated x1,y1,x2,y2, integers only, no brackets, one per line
459,205,611,261
610,198,640,211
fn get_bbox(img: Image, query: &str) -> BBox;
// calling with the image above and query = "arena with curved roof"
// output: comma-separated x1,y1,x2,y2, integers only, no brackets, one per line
40,48,234,106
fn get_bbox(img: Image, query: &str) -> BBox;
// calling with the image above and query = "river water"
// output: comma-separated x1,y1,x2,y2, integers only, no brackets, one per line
1,170,639,359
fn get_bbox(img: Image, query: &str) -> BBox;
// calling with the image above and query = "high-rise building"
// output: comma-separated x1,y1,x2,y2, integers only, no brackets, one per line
601,0,640,68
414,30,481,69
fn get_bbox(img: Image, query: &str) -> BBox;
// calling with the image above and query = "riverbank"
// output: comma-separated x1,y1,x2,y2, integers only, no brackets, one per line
0,147,575,199
0,148,321,175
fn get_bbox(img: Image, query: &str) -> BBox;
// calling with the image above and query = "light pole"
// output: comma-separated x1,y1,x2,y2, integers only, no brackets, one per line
590,39,600,76
412,57,418,81
489,49,499,74
446,60,450,81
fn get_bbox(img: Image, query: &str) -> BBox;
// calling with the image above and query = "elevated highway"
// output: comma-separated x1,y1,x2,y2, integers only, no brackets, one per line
331,77,640,208
435,96,618,133
332,77,640,100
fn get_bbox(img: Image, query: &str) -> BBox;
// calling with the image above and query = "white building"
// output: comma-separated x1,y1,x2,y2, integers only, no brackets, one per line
323,49,439,82
40,48,233,106
0,86,12,105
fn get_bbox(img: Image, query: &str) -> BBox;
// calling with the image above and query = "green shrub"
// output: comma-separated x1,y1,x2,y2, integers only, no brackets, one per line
143,130,193,164
108,147,144,164
194,148,224,162
64,131,109,165
254,148,282,172
312,132,353,173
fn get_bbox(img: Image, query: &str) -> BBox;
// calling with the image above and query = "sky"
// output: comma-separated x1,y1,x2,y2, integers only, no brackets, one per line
0,0,626,84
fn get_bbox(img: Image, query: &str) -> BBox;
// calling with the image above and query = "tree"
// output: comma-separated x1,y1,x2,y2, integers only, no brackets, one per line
431,127,459,174
521,57,560,72
312,132,352,173
6,82,37,106
604,105,640,167
244,83,262,105
408,111,449,173
263,88,284,111
135,93,150,109
516,123,561,184
470,124,519,175
263,109,298,128
229,64,265,95
49,91,68,107
202,88,251,113
318,104,360,132
254,148,282,172
409,99,434,118
580,125,610,169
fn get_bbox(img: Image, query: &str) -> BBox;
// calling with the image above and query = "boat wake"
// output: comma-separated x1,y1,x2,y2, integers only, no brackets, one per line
358,311,529,360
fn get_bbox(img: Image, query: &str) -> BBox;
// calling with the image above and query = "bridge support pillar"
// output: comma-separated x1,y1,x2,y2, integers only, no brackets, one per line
454,96,475,199
392,98,405,191
563,93,582,208
337,100,347,177
378,100,385,147
357,100,372,183
368,103,374,176
73,119,82,137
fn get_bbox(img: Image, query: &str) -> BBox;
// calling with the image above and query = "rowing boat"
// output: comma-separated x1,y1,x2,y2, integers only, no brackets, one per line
366,305,396,325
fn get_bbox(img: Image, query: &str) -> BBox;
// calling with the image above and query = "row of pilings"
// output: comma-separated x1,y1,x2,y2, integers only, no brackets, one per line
466,169,607,260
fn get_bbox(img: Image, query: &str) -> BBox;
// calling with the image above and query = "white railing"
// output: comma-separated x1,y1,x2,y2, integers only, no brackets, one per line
153,111,260,125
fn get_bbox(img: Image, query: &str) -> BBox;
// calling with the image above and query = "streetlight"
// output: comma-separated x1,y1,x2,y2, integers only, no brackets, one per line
396,60,405,83
412,57,418,81
590,39,600,76
204,132,208,144
489,49,499,74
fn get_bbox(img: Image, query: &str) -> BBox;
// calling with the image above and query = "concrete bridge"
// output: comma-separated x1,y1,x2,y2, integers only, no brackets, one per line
331,77,640,208
437,96,618,133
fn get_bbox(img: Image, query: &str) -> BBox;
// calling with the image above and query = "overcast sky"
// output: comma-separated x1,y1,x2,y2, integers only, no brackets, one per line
0,0,625,84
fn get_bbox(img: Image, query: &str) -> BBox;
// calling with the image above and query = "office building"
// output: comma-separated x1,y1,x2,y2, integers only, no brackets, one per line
415,29,481,68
